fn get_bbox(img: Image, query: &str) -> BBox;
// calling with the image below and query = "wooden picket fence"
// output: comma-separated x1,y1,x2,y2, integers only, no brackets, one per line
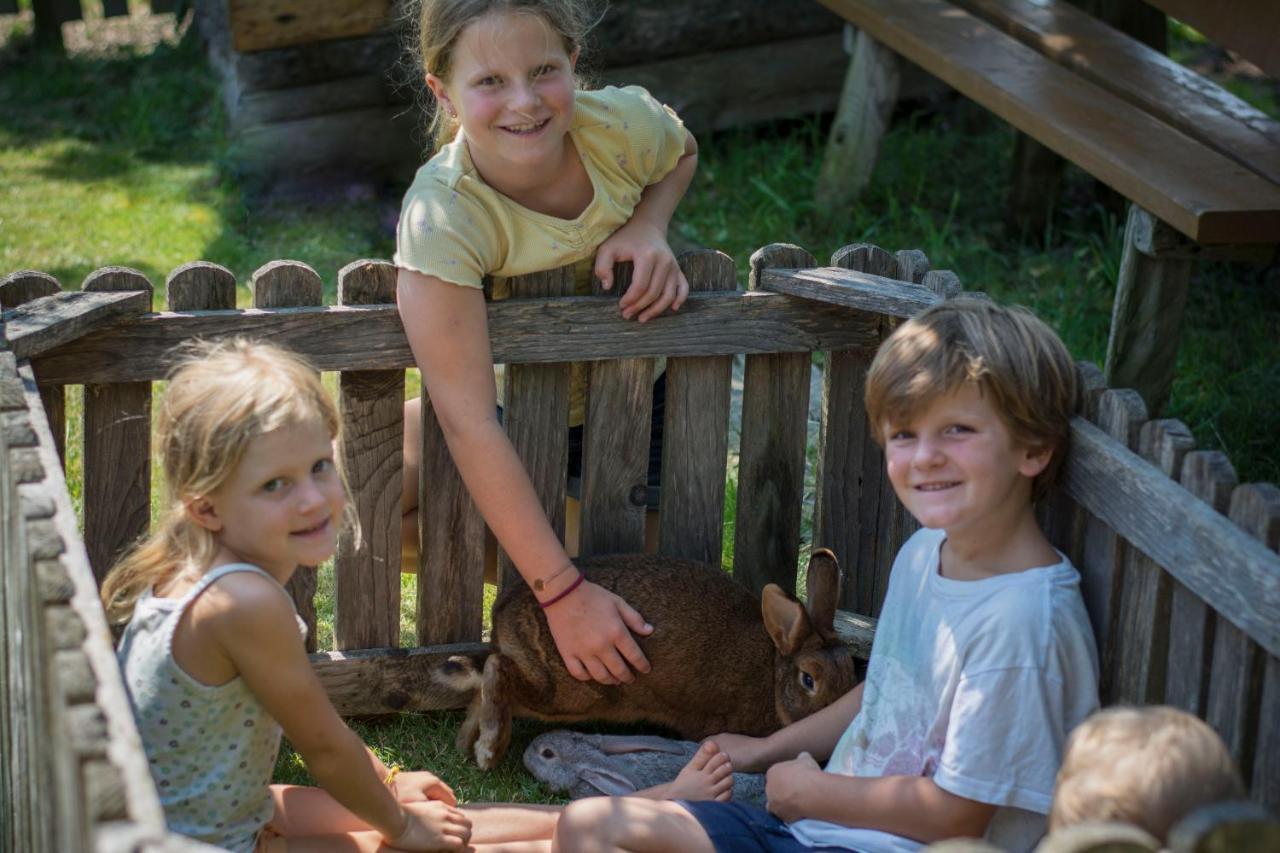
1,243,1277,850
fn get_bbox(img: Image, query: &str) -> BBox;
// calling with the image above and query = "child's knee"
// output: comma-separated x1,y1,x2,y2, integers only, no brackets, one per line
555,798,621,849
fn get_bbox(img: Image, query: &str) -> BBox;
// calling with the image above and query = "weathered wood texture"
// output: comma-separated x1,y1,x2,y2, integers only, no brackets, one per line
3,290,151,360
228,0,392,53
252,260,322,651
657,251,737,565
81,267,153,583
335,260,402,651
733,245,815,597
0,271,66,463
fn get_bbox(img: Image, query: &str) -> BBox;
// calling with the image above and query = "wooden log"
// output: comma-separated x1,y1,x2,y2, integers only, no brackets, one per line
1165,450,1237,716
755,266,940,317
497,266,575,590
311,642,490,716
1205,483,1280,783
228,0,393,54
657,250,736,565
29,290,882,385
3,290,151,360
166,261,237,311
0,272,65,464
1166,800,1280,853
252,260,323,651
335,260,402,651
734,245,816,597
231,105,422,181
1078,388,1147,703
81,267,153,583
1109,418,1192,704
816,24,901,210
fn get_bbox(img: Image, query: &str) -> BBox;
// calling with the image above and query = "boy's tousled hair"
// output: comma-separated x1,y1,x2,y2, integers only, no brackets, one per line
100,338,345,628
413,0,600,151
1049,706,1244,842
865,298,1079,500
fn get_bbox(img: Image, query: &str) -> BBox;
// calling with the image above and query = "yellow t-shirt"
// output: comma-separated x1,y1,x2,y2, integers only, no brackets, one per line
395,85,687,423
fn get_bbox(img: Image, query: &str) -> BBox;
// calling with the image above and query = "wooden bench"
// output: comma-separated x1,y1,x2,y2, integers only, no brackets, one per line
815,0,1280,416
2,243,1278,848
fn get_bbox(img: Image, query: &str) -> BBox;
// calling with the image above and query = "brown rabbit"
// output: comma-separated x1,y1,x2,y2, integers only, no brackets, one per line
446,549,859,769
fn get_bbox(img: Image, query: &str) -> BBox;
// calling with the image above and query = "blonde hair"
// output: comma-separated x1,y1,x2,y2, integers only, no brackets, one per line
1050,706,1245,842
413,0,598,151
864,298,1079,501
100,338,344,627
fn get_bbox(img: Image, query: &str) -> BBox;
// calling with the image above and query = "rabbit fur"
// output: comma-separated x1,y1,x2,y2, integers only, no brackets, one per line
446,549,858,769
523,729,767,805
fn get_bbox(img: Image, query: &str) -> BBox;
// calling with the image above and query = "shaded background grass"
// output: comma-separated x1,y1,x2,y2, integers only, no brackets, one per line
2,5,1277,799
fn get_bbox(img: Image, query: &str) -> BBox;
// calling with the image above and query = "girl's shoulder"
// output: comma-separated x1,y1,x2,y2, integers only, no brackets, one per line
573,85,680,132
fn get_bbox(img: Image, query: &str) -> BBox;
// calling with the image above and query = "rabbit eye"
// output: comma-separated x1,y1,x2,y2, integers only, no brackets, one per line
541,748,556,759
800,671,816,692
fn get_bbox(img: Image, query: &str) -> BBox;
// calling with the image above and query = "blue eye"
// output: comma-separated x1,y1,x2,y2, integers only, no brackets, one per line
262,477,285,493
313,458,334,475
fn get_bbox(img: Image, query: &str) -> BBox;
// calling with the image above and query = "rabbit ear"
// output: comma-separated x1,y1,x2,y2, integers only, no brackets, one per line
580,767,641,797
762,584,810,655
804,549,842,640
597,734,691,756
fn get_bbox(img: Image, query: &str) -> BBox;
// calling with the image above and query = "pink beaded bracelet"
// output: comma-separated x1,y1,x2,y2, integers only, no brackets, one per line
538,572,585,610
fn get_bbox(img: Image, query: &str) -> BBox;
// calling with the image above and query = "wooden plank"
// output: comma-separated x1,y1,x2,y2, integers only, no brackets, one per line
30,292,882,384
496,267,574,590
1062,427,1280,659
0,272,65,465
578,263,653,558
816,0,1280,244
311,642,489,715
816,25,901,210
657,251,736,565
251,260,322,651
3,290,150,360
165,261,237,311
953,0,1280,185
334,260,401,651
416,392,485,646
1110,419,1192,705
756,266,940,317
1256,652,1280,811
228,0,392,54
832,609,877,662
1205,483,1279,783
1165,451,1236,717
734,245,815,597
1144,0,1280,80
81,268,153,583
1,353,30,851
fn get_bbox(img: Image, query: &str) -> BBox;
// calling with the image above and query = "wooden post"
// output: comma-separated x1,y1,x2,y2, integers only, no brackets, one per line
335,260,402,650
251,260,323,651
657,250,736,565
734,244,815,597
0,271,65,464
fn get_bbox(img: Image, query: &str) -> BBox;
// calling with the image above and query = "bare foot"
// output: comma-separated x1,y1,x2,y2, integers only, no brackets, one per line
658,741,733,802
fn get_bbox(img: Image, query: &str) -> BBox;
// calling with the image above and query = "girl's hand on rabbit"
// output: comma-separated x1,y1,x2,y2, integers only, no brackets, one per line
706,732,769,773
593,221,689,323
392,771,457,806
385,801,471,851
543,579,653,684
765,751,823,823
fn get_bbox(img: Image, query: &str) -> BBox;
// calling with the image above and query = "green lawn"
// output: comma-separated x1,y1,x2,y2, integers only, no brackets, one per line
3,11,1278,801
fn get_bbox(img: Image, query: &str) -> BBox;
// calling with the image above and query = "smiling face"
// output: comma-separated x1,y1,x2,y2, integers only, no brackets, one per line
882,382,1051,539
189,417,345,581
426,10,578,186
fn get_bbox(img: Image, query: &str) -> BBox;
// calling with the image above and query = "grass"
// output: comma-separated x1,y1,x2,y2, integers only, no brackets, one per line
3,10,1278,802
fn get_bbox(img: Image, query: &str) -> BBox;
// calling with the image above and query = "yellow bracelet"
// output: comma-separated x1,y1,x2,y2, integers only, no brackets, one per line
383,765,401,788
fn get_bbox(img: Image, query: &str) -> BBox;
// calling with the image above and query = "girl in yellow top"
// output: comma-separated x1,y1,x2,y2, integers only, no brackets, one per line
395,0,699,687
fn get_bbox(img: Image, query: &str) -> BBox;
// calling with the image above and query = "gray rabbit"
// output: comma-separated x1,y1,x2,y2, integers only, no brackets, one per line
443,549,859,769
523,729,768,805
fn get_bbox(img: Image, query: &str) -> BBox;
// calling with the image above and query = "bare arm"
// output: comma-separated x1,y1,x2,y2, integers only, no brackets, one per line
709,682,864,772
595,130,699,322
397,271,653,684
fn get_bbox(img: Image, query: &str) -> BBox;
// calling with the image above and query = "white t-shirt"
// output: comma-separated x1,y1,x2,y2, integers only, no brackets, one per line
788,527,1099,852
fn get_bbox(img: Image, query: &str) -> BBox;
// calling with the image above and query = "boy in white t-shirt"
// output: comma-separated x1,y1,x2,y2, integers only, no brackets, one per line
553,298,1100,853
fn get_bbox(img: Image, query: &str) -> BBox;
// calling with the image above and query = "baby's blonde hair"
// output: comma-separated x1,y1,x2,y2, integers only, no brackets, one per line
413,0,597,151
1050,706,1245,842
864,298,1079,501
100,338,343,627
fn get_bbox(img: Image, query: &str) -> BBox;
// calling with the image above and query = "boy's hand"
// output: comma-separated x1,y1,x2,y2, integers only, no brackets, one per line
392,770,457,805
765,751,823,822
543,580,654,684
706,732,767,773
594,221,689,323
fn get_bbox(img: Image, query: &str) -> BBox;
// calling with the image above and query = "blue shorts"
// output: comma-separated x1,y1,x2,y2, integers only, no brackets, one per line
677,800,849,853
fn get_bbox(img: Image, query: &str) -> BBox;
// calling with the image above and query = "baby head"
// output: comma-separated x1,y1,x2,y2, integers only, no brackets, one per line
865,297,1079,503
1050,706,1245,842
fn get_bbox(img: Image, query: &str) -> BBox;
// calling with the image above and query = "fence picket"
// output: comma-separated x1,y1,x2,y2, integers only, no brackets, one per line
251,260,323,650
0,271,65,464
657,251,735,565
166,261,236,311
335,261,402,650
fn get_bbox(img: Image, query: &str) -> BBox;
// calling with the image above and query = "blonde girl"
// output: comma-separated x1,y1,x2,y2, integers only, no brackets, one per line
397,0,699,689
103,339,561,851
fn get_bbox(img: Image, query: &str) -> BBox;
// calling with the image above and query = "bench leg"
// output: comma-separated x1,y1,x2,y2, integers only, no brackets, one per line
1104,205,1193,416
816,25,900,211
